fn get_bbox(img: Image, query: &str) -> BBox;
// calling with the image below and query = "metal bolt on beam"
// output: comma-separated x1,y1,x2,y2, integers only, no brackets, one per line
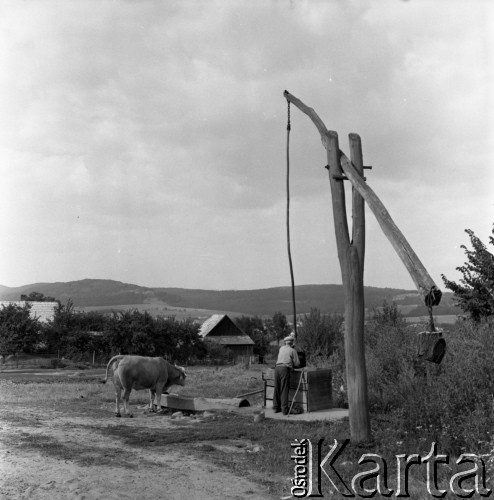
333,175,367,181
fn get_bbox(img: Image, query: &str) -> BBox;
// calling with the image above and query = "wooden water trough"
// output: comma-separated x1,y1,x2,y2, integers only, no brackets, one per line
158,394,250,412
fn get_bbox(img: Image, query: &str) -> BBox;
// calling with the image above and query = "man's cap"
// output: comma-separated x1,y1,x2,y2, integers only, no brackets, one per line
284,335,295,343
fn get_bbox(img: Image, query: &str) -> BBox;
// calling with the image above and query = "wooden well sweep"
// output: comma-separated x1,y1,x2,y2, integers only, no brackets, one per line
283,90,443,442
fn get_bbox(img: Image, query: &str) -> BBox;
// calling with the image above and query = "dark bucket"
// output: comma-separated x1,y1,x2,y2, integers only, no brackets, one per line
417,331,446,364
297,351,306,368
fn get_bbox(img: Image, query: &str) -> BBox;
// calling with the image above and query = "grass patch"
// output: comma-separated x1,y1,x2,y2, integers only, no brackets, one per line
177,365,264,400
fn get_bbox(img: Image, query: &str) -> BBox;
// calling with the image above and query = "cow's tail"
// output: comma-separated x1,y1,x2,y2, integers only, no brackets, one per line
100,355,124,384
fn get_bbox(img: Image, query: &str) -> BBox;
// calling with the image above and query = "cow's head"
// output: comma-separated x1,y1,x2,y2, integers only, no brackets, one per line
174,365,187,386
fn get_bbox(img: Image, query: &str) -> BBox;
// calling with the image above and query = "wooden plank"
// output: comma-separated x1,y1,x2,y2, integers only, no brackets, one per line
265,386,307,403
263,368,325,380
306,369,331,382
307,374,331,411
263,380,307,391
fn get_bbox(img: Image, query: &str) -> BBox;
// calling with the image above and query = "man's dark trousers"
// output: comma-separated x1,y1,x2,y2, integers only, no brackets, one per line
273,365,290,414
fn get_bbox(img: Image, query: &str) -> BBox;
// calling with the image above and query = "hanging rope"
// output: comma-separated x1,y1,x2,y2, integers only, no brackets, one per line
427,304,436,332
426,287,438,332
286,100,297,337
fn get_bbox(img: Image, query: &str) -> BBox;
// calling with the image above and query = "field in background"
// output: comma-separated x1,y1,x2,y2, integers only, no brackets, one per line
404,314,459,325
75,302,247,322
75,301,461,327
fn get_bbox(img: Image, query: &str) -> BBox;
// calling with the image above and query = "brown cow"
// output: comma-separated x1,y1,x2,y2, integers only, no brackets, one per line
101,355,186,417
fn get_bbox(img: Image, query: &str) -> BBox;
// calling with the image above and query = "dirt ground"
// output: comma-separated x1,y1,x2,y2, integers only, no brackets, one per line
0,375,279,500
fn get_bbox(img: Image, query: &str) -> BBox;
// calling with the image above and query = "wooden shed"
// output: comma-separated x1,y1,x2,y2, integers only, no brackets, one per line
199,314,255,358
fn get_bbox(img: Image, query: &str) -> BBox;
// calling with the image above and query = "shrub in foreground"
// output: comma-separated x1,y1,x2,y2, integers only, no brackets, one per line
398,318,494,454
366,303,493,455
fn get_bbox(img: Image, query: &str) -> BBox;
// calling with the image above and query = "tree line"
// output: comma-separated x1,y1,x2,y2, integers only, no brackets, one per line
0,296,346,367
0,300,206,365
1,224,492,365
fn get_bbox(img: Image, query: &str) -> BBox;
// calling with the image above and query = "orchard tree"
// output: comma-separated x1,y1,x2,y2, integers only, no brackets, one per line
106,310,142,355
235,315,271,360
298,308,344,361
0,303,40,365
168,317,205,364
442,227,494,321
235,316,264,338
43,299,78,354
270,311,291,343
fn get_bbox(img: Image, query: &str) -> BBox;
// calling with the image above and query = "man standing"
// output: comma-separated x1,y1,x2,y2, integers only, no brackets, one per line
273,334,301,415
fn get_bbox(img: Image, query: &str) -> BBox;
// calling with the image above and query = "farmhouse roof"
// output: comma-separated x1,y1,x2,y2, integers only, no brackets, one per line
0,301,58,323
203,335,255,346
199,314,226,337
199,314,254,345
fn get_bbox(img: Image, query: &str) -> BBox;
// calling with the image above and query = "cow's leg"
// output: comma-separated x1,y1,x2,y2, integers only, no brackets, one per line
122,388,133,418
149,389,156,412
155,382,165,413
115,386,122,417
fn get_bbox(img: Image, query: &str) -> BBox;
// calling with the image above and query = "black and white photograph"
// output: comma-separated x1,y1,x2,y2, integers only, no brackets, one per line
0,1,492,498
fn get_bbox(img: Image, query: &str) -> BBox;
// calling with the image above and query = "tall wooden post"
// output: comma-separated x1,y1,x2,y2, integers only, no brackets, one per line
325,131,371,442
349,134,371,440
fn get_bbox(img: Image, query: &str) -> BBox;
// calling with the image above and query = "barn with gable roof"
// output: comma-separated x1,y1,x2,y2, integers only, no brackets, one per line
199,314,255,358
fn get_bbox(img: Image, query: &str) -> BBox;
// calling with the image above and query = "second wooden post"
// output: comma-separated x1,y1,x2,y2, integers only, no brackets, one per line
326,131,371,442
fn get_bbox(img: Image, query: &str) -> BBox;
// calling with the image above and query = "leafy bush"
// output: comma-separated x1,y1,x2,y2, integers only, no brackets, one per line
366,301,494,455
397,318,494,454
39,358,68,369
365,302,416,411
235,315,271,358
0,303,40,360
442,225,494,321
297,308,344,365
327,346,347,408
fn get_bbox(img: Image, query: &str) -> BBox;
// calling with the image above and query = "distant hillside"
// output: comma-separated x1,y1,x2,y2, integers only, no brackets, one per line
0,279,461,317
0,279,182,307
152,285,424,316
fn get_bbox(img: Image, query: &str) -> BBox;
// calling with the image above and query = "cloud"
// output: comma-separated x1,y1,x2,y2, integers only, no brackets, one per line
0,0,492,290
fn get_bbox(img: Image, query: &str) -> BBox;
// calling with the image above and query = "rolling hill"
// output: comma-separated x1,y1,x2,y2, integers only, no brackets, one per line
0,279,461,318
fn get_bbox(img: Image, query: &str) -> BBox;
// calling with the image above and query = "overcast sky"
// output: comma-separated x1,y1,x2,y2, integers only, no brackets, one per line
1,0,492,292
